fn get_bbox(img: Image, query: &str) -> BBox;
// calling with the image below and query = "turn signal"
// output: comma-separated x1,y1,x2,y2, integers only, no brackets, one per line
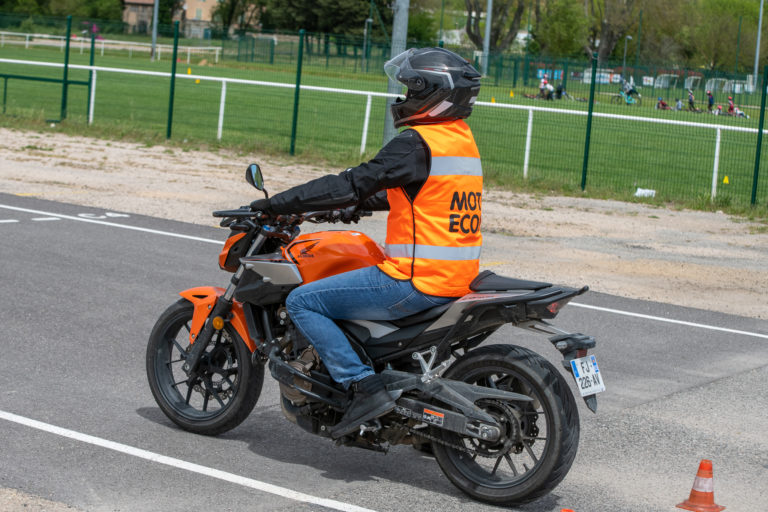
212,316,225,330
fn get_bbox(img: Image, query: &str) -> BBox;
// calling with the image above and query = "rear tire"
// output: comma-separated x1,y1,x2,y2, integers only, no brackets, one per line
431,344,579,506
146,298,264,436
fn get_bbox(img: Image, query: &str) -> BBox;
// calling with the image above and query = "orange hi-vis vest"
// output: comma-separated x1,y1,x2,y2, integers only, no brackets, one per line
377,119,482,297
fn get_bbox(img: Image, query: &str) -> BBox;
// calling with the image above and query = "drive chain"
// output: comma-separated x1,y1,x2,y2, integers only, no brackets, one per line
407,399,524,459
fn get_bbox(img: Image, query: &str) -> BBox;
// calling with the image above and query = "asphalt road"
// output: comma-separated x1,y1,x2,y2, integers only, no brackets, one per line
1,193,766,512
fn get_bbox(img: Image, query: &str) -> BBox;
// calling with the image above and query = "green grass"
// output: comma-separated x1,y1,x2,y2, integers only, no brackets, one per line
1,43,767,218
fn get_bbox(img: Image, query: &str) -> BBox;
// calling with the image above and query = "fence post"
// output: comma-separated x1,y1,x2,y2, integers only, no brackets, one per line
523,109,533,179
60,16,72,121
751,65,768,205
166,21,179,139
87,31,95,123
217,80,227,140
360,94,372,154
88,71,97,125
512,57,518,88
581,52,598,190
2,77,8,115
711,128,721,200
563,60,569,91
290,29,305,156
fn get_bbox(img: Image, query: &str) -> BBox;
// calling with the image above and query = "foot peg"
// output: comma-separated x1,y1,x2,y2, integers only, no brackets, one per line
412,346,450,383
358,418,382,436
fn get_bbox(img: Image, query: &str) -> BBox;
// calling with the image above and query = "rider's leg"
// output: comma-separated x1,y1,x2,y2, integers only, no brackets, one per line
286,265,452,436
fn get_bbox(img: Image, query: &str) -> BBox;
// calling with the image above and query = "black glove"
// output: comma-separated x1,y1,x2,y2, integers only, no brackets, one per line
339,205,359,223
250,198,272,213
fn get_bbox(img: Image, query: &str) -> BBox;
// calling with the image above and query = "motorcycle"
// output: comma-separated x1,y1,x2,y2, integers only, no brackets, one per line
145,164,606,506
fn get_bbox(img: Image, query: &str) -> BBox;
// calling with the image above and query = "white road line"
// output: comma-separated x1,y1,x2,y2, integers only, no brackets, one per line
31,217,60,221
571,302,768,339
0,219,19,223
0,410,376,512
0,204,220,244
3,203,765,339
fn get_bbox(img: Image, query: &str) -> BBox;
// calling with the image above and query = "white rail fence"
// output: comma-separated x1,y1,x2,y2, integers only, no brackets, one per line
1,57,765,200
0,31,220,63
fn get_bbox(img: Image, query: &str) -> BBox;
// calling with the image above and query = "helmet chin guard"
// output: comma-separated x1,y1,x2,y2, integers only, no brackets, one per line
385,48,481,128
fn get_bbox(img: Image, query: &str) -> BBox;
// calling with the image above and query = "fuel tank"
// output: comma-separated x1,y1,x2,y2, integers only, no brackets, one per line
282,230,385,284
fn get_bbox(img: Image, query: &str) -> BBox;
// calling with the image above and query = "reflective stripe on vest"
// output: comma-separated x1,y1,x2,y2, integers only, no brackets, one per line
385,243,482,261
377,119,482,297
430,156,483,176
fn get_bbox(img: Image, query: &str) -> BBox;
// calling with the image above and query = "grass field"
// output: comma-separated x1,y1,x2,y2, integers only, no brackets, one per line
1,43,767,213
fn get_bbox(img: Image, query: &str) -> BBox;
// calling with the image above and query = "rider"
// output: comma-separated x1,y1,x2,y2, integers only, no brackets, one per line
249,48,483,438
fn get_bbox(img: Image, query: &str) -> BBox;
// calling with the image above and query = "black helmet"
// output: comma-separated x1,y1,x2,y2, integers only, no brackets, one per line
384,47,481,128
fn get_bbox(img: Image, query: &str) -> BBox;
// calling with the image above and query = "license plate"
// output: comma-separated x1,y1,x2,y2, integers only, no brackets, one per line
570,355,606,397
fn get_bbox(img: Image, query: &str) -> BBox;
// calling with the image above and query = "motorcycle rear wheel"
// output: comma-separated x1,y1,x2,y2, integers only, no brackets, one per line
431,344,579,506
146,298,264,436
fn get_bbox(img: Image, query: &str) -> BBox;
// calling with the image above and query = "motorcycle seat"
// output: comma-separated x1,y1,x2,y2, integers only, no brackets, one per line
390,302,455,328
470,270,551,292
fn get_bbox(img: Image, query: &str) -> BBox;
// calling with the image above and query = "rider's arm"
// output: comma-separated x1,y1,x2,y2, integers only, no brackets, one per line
266,130,429,214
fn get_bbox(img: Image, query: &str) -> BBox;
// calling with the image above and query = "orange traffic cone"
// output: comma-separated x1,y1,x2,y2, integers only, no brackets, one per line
676,459,725,511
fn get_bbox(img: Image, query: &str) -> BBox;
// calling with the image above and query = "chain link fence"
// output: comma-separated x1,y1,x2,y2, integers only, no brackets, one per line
0,14,766,207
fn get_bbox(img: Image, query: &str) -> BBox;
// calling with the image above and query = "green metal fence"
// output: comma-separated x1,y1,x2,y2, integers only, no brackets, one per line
0,15,766,208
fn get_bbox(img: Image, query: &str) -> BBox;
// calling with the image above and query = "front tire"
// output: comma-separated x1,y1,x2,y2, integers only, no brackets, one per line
146,298,264,436
431,344,579,506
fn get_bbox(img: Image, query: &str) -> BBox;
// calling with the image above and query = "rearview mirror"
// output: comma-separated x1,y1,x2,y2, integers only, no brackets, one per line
245,163,264,191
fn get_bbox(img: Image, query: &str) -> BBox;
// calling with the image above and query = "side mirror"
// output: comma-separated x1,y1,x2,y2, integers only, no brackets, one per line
245,163,268,198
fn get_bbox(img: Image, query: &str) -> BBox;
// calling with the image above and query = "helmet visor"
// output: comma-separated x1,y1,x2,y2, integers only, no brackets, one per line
384,49,415,83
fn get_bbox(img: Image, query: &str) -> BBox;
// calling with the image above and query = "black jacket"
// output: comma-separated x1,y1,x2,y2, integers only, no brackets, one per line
268,129,430,214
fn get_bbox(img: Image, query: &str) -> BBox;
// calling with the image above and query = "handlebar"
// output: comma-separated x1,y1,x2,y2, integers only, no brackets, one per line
213,207,373,228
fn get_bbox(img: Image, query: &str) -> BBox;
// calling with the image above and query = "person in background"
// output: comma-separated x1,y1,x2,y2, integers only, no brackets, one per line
656,97,670,110
728,96,735,114
707,90,715,112
539,74,549,98
687,89,696,111
674,98,683,111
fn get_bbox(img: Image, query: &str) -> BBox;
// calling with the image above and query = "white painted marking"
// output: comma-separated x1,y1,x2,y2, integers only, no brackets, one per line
571,302,768,339
0,219,19,223
0,204,220,244
0,410,376,512
31,217,60,221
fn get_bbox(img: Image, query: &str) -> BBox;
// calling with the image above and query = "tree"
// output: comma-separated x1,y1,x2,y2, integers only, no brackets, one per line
408,9,438,43
687,0,759,71
531,0,588,57
47,0,125,20
211,0,261,35
464,0,526,52
584,0,638,61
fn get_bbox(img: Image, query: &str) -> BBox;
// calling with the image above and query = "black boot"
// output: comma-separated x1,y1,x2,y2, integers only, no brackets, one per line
330,374,395,439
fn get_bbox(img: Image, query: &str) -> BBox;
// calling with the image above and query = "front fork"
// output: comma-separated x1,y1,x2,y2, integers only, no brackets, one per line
182,232,267,375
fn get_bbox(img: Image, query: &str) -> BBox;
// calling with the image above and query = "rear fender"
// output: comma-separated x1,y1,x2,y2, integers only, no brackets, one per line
178,286,256,352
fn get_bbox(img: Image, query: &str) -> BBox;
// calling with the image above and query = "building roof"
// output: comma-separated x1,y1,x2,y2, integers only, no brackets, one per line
125,0,154,5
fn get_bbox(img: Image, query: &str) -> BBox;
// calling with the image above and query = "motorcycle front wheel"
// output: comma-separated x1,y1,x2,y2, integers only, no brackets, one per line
431,344,579,506
146,298,264,436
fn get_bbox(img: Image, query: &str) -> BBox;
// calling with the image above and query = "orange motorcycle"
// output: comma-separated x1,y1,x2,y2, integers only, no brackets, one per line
146,164,605,506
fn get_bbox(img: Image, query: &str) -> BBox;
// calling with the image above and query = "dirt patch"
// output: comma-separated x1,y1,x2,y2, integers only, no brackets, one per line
0,488,81,512
1,127,766,319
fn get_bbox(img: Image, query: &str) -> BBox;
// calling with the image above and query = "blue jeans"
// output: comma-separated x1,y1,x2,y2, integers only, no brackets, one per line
285,265,453,388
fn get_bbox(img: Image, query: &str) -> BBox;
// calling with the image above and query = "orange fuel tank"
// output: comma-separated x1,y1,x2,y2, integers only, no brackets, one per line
282,230,385,285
